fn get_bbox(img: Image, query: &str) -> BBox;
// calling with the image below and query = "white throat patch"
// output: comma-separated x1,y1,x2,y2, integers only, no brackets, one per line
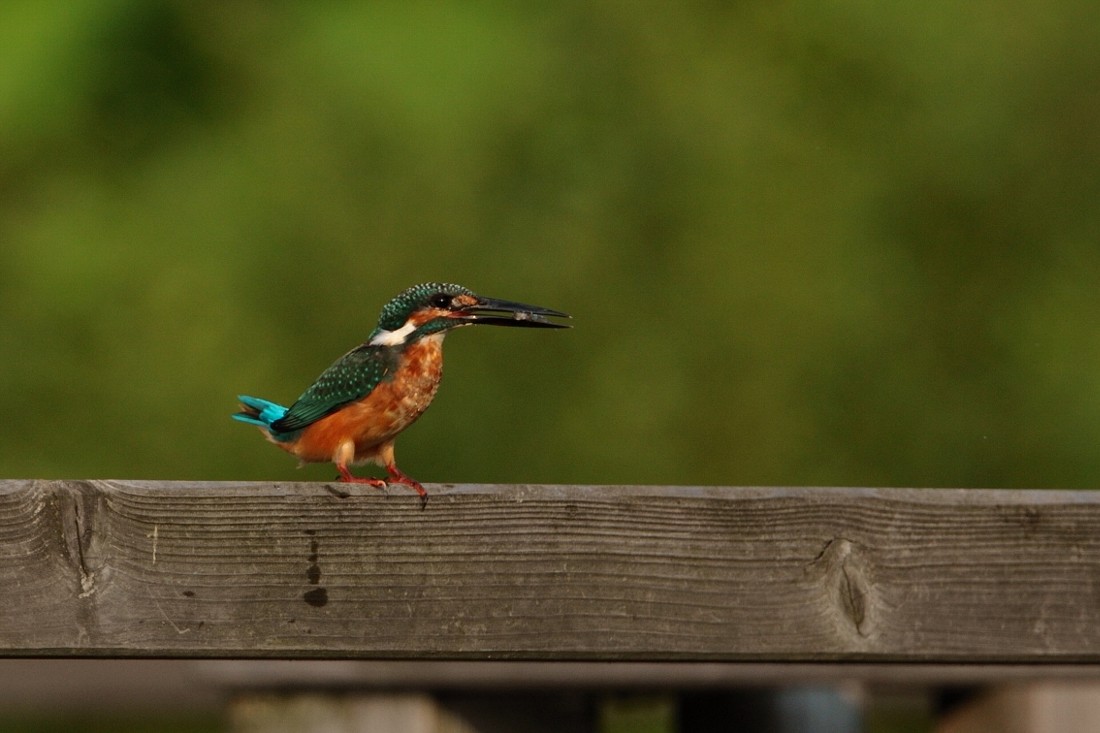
369,319,418,346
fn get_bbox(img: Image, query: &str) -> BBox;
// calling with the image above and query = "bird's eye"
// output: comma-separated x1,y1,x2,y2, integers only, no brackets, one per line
430,293,452,309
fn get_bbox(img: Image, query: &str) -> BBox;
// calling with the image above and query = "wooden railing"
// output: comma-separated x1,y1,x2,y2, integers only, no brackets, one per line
4,480,1100,731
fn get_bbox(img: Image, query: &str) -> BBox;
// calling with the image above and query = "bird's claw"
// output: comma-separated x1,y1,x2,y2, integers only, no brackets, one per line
334,468,428,509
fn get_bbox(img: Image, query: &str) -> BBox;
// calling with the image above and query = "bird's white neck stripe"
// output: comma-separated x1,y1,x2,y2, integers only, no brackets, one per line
369,319,418,346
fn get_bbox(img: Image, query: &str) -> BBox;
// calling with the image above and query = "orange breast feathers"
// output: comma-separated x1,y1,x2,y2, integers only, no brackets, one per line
284,336,445,466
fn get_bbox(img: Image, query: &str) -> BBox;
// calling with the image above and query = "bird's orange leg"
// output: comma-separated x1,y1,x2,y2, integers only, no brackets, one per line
376,441,428,508
331,440,387,491
329,441,427,508
336,463,388,488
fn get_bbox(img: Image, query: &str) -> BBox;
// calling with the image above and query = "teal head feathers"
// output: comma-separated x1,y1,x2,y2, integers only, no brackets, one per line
368,282,569,346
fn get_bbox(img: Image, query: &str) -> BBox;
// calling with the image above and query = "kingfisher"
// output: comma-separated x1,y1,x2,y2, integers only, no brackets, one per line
233,282,569,506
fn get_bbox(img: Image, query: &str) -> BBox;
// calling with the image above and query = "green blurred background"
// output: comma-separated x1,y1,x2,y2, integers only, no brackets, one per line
2,0,1099,491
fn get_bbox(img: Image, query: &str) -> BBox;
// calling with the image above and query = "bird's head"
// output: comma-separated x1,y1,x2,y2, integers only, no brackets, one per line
369,282,570,347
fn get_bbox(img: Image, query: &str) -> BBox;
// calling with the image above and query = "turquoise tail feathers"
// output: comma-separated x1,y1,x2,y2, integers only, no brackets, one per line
233,395,289,431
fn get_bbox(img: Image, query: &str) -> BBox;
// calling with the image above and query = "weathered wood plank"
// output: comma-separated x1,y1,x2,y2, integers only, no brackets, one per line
2,480,1100,660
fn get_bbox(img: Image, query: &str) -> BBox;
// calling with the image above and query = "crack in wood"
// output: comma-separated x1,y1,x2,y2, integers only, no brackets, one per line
840,564,867,636
59,487,97,599
149,524,158,566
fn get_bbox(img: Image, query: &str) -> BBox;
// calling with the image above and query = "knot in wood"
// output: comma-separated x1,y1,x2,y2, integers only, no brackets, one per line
809,537,875,641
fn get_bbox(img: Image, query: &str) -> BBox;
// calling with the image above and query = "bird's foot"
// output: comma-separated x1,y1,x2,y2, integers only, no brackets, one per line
335,466,389,492
385,465,429,510
336,464,427,508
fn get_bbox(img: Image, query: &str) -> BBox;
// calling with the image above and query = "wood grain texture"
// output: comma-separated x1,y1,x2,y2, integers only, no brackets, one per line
2,480,1100,661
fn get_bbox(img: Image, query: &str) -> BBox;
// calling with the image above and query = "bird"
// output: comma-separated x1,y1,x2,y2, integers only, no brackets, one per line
233,282,570,506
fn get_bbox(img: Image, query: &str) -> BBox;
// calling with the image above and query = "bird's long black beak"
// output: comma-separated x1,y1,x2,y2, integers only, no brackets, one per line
456,296,571,328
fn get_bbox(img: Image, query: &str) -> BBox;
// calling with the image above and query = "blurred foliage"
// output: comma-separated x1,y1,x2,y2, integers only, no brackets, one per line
601,695,676,733
0,712,219,733
1,0,1099,489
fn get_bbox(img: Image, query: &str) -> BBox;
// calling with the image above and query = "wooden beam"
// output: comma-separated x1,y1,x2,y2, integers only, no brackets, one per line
3,480,1100,661
196,661,1100,690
